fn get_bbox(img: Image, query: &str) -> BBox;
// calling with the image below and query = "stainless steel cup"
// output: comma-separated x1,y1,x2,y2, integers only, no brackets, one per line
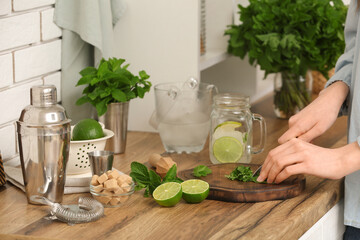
88,150,114,176
99,102,129,154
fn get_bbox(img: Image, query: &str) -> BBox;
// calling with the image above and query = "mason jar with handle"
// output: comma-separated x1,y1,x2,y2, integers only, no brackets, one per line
209,93,266,164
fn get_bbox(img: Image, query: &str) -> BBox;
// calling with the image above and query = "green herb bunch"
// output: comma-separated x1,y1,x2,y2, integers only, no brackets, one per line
226,166,261,183
225,0,347,78
75,57,151,116
130,162,183,197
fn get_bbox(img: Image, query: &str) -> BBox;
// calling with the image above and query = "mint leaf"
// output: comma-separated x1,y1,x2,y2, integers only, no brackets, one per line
80,66,97,77
75,96,89,106
95,99,108,117
111,89,127,102
162,165,183,184
193,165,212,177
149,170,161,194
130,162,149,179
139,70,150,80
76,75,93,86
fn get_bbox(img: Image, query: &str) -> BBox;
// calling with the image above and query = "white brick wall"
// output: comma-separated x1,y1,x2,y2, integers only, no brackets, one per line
0,53,13,88
0,123,16,159
14,40,61,82
0,12,40,51
0,1,62,162
41,8,62,41
13,0,55,11
0,0,11,16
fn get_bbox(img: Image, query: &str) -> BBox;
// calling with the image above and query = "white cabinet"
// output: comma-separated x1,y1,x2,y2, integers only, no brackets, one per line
113,0,272,132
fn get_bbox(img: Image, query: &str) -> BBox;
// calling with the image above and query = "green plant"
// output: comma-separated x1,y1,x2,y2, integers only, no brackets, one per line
75,57,151,116
225,0,347,116
226,0,346,78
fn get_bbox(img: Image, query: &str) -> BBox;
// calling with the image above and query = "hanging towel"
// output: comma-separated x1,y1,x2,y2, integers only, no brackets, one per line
53,0,126,122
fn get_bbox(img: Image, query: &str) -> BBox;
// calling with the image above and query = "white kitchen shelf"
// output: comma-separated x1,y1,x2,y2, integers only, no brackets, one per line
200,49,230,71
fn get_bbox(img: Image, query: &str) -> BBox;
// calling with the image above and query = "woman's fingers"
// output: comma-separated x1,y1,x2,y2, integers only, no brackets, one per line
263,149,303,183
257,138,306,183
274,164,304,183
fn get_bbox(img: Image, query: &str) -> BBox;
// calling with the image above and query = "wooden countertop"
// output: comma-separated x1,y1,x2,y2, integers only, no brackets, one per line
0,95,347,240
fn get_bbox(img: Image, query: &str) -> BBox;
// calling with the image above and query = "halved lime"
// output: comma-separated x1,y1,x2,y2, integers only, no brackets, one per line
214,121,242,132
181,179,209,203
181,179,210,203
213,136,243,163
153,182,182,207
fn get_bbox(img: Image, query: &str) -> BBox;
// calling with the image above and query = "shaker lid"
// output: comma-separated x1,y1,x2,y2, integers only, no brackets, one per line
17,85,71,126
31,85,57,106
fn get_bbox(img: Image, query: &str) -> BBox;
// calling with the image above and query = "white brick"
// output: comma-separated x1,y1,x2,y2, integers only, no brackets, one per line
43,71,61,101
0,54,13,88
0,123,16,159
14,40,61,82
0,12,40,52
41,8,62,41
0,79,43,124
0,0,11,16
13,0,55,11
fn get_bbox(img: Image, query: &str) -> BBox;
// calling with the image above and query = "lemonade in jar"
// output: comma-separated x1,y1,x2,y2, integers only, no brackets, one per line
209,94,266,164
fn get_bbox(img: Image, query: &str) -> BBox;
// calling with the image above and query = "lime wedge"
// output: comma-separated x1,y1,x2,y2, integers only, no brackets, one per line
213,136,243,163
214,121,242,132
181,179,209,203
153,182,182,207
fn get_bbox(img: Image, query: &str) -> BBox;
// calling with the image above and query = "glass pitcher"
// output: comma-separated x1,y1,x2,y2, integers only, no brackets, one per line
209,93,266,164
151,78,217,153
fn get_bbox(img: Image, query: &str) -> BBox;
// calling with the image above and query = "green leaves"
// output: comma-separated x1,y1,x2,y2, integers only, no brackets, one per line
75,57,152,116
225,0,347,78
225,166,260,183
130,162,183,197
193,165,212,177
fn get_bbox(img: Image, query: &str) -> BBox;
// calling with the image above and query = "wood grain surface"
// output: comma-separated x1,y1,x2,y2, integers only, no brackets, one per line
178,163,305,202
0,94,347,240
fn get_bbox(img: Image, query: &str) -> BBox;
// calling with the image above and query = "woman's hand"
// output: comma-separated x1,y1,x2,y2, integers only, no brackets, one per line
278,81,349,144
257,139,360,183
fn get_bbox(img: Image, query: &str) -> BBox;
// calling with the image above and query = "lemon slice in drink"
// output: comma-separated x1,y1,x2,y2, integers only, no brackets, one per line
214,121,242,132
153,182,182,207
213,136,243,163
213,121,244,143
181,179,209,203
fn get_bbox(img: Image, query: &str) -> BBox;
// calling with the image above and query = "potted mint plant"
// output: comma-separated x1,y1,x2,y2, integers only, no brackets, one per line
225,0,347,118
76,57,151,153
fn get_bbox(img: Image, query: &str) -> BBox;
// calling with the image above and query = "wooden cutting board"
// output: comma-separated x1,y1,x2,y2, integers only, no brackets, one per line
178,163,306,203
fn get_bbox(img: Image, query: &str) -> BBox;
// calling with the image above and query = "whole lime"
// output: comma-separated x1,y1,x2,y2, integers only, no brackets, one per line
72,119,104,141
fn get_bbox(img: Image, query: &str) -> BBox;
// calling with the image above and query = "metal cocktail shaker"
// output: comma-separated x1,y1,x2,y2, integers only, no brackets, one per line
17,85,71,204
